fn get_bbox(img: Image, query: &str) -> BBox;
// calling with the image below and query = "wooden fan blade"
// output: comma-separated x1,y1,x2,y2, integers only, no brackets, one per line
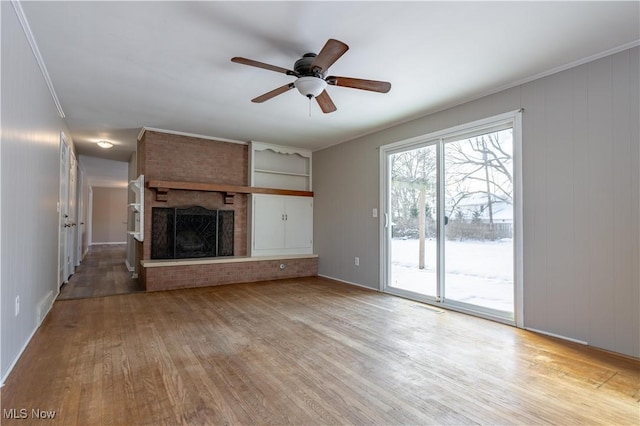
231,57,296,75
251,83,295,103
327,76,391,93
315,90,337,113
310,39,349,73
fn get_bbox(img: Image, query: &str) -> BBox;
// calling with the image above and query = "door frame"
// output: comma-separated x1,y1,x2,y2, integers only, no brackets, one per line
76,164,85,265
58,132,70,287
380,110,524,327
87,186,93,247
67,150,77,276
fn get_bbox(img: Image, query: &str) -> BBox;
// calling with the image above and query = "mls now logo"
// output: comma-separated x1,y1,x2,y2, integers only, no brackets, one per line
3,408,56,419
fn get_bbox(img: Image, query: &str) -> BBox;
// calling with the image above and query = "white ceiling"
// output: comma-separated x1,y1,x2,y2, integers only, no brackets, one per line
20,1,640,168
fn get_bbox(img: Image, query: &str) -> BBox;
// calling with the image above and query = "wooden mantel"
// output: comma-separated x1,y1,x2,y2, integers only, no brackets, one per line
147,179,313,203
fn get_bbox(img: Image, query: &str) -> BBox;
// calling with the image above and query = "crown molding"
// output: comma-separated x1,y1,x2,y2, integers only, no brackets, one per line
313,40,640,153
494,39,640,93
137,127,247,145
11,0,65,118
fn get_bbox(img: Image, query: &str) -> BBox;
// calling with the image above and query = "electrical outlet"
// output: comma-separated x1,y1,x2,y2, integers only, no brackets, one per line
354,257,359,266
15,296,20,316
372,208,378,218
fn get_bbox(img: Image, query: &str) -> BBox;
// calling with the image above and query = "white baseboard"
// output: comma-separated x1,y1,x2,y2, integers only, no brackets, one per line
1,324,39,387
125,259,134,272
317,274,378,291
4,286,62,385
525,327,588,345
37,290,55,326
90,241,126,245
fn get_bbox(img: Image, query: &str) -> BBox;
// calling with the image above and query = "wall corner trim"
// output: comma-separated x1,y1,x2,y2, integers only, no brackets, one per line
10,0,66,119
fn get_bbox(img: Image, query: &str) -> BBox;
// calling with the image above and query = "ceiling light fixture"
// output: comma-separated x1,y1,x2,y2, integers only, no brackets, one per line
97,140,113,149
295,76,327,98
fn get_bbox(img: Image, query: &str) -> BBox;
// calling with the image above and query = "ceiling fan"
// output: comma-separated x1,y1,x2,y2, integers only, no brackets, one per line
231,39,391,113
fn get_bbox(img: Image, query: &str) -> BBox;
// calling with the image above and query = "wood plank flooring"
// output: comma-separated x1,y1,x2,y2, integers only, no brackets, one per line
58,244,142,300
2,278,638,425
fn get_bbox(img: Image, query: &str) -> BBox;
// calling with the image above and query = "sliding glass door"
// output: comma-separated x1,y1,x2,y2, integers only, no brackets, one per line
388,144,438,299
382,112,521,324
442,128,514,314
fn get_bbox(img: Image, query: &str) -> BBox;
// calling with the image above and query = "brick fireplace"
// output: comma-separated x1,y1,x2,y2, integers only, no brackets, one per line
151,206,235,259
136,130,318,291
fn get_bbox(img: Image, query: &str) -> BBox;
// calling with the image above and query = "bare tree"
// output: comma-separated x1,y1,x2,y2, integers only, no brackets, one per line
444,129,513,239
391,146,436,268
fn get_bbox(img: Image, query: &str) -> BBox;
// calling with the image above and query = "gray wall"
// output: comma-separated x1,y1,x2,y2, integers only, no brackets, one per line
313,47,639,358
1,2,76,381
92,187,128,244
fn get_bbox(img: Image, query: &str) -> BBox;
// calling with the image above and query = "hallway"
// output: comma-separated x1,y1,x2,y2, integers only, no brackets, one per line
58,244,141,300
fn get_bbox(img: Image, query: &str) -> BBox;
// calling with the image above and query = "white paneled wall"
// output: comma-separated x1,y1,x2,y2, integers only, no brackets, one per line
521,49,639,356
314,47,639,357
1,2,75,382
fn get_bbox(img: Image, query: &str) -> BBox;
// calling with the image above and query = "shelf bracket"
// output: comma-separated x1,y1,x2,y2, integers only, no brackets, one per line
224,192,236,204
155,187,169,202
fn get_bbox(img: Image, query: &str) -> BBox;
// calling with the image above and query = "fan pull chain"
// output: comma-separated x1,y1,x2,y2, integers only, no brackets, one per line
308,96,312,117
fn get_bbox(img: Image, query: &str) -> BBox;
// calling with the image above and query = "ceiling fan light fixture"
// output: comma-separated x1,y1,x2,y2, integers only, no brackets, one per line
295,76,327,98
97,140,113,149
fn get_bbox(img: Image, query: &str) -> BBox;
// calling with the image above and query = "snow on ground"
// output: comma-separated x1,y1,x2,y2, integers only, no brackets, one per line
390,238,514,313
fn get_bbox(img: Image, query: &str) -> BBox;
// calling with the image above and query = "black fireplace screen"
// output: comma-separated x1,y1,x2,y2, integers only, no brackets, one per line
151,206,234,259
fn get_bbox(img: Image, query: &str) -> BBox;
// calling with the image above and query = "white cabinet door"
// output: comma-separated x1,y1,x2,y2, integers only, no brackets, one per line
253,195,286,251
252,194,313,255
284,197,313,249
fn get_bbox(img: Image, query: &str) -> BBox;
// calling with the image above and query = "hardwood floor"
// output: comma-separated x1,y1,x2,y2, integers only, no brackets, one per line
58,244,142,300
2,278,638,425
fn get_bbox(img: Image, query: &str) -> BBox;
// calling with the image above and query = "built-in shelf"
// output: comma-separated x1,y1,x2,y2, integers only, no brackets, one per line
147,179,313,203
129,178,142,190
249,142,312,191
129,175,144,241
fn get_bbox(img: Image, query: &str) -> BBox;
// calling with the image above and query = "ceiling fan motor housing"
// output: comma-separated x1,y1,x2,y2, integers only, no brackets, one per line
294,53,326,78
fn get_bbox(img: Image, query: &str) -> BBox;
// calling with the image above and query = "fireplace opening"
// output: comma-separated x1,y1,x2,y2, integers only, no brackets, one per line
151,206,234,259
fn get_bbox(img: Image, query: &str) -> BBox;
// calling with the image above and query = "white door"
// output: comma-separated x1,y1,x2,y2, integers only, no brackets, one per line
67,152,77,276
442,130,514,315
386,143,439,299
284,197,313,249
253,195,285,251
76,166,85,265
58,134,70,287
